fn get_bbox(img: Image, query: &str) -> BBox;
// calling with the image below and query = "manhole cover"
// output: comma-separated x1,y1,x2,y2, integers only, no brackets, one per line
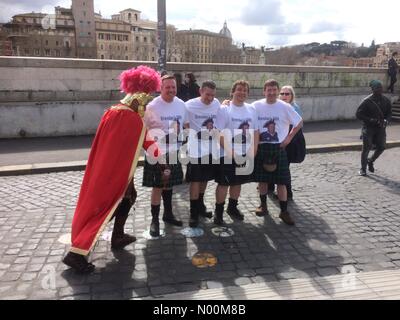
57,233,71,245
192,252,218,268
180,227,204,238
142,229,165,240
211,227,234,238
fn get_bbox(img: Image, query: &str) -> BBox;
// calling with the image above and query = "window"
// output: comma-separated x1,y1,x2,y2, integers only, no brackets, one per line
56,41,59,46
135,36,139,42
125,46,128,51
135,14,138,21
34,49,40,56
24,48,29,55
64,20,67,25
112,34,116,41
45,49,51,56
106,34,110,40
100,44,103,50
55,49,61,57
98,33,104,40
101,54,104,59
45,40,49,46
144,37,147,43
65,41,70,48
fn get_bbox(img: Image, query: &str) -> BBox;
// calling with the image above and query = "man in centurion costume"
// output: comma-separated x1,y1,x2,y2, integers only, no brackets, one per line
62,66,161,273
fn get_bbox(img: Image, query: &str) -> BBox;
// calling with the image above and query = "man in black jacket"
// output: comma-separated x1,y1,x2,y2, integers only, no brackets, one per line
356,80,392,176
388,52,399,94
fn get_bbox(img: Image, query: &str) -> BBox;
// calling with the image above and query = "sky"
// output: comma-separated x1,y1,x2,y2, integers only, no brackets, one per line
1,0,399,48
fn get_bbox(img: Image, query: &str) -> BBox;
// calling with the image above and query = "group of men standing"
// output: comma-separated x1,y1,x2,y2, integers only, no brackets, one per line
142,75,303,238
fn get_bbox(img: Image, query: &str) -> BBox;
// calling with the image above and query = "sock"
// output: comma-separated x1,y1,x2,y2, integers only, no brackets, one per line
190,199,199,213
228,198,238,208
199,193,205,208
215,202,225,214
162,189,173,214
260,194,267,206
151,205,160,220
280,201,288,213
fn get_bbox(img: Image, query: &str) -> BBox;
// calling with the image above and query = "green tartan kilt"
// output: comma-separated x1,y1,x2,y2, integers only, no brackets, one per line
142,153,183,188
253,143,291,185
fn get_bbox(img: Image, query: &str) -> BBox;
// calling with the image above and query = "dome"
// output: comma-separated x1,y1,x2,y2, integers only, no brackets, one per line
219,21,232,39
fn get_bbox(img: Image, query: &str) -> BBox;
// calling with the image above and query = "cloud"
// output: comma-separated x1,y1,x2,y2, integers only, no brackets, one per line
241,0,285,26
308,21,345,34
268,23,302,36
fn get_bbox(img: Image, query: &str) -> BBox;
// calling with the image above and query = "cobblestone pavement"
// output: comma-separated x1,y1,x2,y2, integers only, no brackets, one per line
0,148,399,300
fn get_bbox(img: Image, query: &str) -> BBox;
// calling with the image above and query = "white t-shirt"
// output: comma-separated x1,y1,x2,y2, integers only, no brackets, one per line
185,97,221,159
216,102,257,157
144,96,188,154
253,98,302,144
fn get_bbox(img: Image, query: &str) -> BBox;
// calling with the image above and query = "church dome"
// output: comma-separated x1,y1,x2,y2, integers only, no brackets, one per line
219,21,232,39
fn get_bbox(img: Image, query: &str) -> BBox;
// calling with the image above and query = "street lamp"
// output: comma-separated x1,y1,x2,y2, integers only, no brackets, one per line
157,0,167,74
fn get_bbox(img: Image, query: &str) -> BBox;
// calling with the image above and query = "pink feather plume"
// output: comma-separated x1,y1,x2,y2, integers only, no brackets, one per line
119,65,161,94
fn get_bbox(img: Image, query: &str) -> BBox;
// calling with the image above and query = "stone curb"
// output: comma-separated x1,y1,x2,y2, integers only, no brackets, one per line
1,141,400,176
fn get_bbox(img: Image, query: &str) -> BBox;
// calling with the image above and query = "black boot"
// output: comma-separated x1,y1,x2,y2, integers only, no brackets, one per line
198,193,212,218
150,205,160,237
213,202,225,226
62,252,95,274
227,198,244,221
189,199,199,228
162,190,183,226
111,198,136,250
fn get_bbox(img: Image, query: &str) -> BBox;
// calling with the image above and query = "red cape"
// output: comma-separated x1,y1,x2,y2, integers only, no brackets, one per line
70,105,157,256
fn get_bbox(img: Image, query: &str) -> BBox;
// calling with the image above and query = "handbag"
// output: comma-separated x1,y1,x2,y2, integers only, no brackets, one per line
286,129,306,163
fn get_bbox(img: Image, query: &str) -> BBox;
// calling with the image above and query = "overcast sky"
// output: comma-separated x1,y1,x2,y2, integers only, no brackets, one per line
1,0,399,48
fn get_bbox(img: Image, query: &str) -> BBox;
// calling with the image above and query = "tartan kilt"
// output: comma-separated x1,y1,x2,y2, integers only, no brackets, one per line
215,157,254,186
253,143,291,185
185,156,218,182
142,153,183,188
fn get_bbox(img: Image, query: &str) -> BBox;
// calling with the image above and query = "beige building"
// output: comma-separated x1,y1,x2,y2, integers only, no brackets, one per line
96,19,132,60
71,0,97,58
175,22,239,63
3,8,76,58
111,9,176,62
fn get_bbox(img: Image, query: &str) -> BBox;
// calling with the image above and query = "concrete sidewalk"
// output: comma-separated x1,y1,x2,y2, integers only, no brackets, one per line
155,269,400,300
1,120,400,176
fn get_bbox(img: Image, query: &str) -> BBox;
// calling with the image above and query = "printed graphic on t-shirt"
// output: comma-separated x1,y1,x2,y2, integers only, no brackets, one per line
260,119,279,142
196,115,217,140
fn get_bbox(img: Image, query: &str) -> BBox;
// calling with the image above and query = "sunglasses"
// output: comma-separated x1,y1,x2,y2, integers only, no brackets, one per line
280,92,291,96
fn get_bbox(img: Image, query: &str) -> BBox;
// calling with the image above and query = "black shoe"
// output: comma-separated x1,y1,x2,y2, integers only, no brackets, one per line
63,252,95,274
150,219,160,237
198,203,212,219
367,160,375,173
358,169,367,176
227,206,244,221
213,215,224,226
162,213,183,227
255,205,269,217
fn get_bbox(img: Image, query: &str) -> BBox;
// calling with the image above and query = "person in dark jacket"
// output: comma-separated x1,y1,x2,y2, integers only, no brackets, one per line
356,80,392,176
174,73,189,101
387,52,399,94
185,73,200,100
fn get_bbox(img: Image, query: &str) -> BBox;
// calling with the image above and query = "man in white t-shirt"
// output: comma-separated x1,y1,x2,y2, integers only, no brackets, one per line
253,79,303,225
214,80,257,225
185,80,221,227
143,75,189,237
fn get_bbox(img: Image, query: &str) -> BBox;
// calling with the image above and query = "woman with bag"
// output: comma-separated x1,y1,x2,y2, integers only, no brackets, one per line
269,85,306,200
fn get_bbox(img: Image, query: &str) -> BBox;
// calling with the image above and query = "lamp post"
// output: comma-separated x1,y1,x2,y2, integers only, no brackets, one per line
157,0,167,74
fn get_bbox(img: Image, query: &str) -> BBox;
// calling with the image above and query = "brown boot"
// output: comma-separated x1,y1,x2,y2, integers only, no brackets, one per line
255,204,269,217
62,251,95,274
279,211,295,226
111,198,136,250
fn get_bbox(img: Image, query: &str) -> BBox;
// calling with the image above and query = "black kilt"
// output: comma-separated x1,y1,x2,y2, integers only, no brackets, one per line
142,153,183,188
185,155,218,182
254,143,291,185
215,156,254,186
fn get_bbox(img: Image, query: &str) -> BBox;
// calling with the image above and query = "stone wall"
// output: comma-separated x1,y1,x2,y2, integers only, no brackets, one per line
0,56,393,138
